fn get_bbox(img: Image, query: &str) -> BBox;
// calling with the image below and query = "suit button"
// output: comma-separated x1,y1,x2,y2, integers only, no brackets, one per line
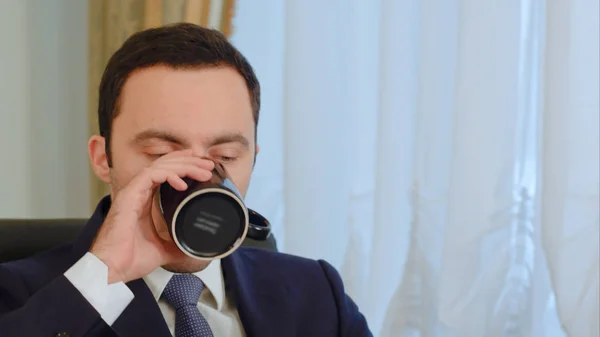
55,333,70,337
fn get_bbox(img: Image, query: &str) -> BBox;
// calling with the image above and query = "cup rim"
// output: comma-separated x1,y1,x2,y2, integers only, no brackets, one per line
171,187,249,261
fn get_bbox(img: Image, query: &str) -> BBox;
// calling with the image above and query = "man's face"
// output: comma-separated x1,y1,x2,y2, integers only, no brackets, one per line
92,65,257,271
110,65,256,196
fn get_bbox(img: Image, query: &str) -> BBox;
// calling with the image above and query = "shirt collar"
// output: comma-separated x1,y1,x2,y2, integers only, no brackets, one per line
143,259,225,311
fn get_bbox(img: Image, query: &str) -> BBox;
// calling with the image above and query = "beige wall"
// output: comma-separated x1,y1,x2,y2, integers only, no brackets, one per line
0,0,90,218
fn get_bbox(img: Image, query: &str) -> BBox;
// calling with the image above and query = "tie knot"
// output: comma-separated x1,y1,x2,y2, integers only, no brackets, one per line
162,274,205,310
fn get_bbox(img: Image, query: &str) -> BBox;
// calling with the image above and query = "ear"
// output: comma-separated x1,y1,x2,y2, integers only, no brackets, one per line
88,135,111,184
253,143,260,167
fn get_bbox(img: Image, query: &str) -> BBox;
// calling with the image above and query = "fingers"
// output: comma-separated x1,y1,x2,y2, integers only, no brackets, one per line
159,151,215,171
155,163,212,185
164,172,188,191
145,151,214,190
124,150,215,196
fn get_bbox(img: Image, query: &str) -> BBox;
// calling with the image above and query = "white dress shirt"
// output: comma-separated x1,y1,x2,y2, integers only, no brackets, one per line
64,252,245,336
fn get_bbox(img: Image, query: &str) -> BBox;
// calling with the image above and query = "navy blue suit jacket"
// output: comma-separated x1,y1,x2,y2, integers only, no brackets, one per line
0,198,371,337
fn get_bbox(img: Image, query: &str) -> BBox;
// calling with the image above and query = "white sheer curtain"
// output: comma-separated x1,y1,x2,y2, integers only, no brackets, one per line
232,0,599,336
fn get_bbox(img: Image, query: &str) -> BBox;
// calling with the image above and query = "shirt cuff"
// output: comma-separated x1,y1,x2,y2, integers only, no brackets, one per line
64,252,134,325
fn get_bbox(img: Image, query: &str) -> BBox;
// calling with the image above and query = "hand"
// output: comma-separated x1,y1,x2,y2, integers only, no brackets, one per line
89,150,215,284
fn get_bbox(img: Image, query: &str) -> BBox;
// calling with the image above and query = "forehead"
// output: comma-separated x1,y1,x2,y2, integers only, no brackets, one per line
114,65,254,140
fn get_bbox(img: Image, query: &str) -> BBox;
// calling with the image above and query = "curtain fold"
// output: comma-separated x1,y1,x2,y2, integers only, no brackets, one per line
541,0,600,336
87,0,235,208
233,1,599,336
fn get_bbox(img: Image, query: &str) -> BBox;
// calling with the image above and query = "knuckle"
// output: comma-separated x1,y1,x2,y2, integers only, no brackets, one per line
141,166,154,176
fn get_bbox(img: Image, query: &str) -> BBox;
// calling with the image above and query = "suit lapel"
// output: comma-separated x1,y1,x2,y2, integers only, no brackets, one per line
112,279,171,337
222,249,294,337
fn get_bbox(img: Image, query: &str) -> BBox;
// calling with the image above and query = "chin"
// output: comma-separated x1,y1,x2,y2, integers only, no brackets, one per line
162,255,211,274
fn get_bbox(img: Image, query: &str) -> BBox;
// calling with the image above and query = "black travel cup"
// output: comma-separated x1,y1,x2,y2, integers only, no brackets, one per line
159,161,249,260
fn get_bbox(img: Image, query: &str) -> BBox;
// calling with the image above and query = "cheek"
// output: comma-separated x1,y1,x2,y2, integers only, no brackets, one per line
110,135,150,178
228,162,253,197
109,154,148,192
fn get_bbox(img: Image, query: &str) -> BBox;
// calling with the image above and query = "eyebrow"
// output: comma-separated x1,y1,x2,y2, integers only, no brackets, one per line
133,129,250,149
209,133,250,149
133,130,189,146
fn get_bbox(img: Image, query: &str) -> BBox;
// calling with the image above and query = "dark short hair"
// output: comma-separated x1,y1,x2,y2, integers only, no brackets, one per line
97,23,260,166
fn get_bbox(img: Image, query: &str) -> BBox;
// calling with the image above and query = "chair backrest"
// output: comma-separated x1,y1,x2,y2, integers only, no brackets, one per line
0,218,278,263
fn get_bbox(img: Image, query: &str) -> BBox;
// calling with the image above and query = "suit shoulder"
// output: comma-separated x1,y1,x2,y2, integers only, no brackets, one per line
236,249,372,335
235,247,339,289
236,247,324,270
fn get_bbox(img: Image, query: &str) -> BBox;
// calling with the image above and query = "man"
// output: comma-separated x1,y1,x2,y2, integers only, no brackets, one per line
0,23,371,337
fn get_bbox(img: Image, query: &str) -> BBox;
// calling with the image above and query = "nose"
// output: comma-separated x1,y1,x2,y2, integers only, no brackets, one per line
188,146,208,159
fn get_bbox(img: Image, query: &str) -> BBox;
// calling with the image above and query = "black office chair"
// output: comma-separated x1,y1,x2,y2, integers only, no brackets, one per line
0,218,278,263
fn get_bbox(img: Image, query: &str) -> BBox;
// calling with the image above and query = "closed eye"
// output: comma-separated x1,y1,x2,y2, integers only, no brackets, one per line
147,153,168,159
216,155,237,162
